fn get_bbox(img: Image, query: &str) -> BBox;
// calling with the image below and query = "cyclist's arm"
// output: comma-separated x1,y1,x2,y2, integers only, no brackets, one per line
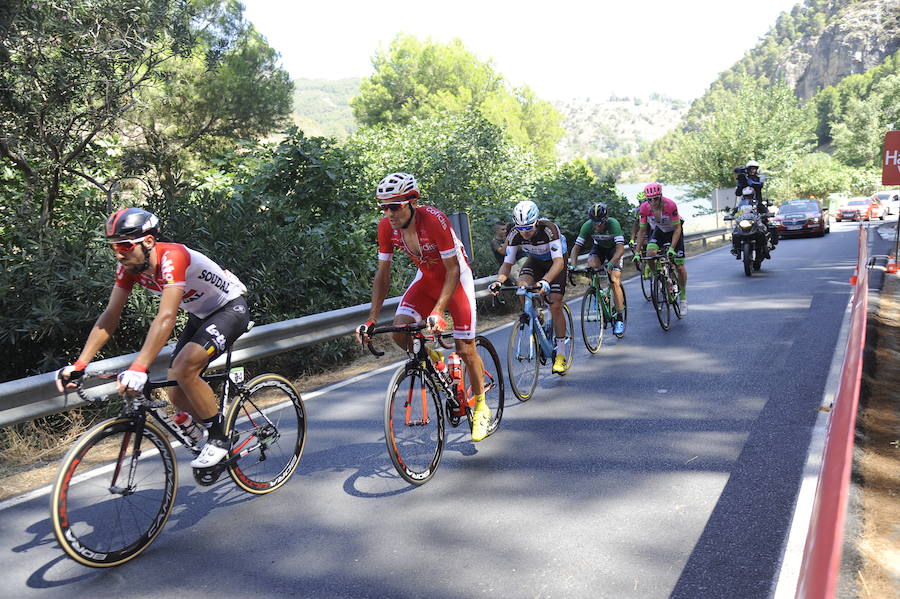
75,286,130,365
367,259,392,322
543,255,565,288
433,255,461,316
569,243,582,266
635,223,647,251
670,221,683,251
496,260,513,285
131,285,183,371
611,241,625,264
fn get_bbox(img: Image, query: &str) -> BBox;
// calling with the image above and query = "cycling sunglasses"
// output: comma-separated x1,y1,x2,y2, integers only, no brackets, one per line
379,201,410,212
108,235,148,252
514,223,536,232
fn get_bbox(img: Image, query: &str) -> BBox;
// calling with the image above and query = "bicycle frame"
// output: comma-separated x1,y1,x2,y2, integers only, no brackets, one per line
514,287,556,362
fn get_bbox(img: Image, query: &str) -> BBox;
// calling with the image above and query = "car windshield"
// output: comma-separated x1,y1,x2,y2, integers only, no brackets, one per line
873,193,894,201
847,200,869,206
785,201,818,210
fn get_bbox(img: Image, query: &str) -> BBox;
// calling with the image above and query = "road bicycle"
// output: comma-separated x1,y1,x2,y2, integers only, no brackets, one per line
366,323,504,485
641,248,683,331
569,266,627,353
497,285,574,401
50,333,307,567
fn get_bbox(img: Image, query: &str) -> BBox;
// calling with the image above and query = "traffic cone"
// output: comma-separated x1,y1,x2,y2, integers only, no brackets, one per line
849,266,858,285
887,254,898,274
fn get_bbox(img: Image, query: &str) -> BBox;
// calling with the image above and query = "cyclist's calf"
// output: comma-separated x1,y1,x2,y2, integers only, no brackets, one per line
167,342,219,420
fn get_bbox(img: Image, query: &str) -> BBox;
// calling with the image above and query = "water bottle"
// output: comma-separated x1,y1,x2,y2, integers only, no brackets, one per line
447,352,462,383
173,411,204,444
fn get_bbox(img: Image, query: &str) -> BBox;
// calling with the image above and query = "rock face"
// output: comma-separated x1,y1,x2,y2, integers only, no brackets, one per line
776,0,900,99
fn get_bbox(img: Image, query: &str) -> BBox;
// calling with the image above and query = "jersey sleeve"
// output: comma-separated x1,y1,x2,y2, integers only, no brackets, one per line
574,220,593,247
157,245,189,288
638,203,650,226
503,230,520,264
666,199,682,224
546,222,565,260
377,217,393,262
607,218,625,244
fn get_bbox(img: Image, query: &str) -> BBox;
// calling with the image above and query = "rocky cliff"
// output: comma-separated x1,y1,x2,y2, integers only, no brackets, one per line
775,0,900,98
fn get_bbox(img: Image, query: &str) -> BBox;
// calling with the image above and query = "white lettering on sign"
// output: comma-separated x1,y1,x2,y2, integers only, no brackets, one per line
885,150,900,166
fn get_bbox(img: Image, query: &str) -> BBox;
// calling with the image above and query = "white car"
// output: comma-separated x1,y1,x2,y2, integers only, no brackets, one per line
872,190,900,215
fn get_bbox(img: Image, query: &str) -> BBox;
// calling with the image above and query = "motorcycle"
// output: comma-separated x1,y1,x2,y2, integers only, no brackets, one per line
725,206,776,276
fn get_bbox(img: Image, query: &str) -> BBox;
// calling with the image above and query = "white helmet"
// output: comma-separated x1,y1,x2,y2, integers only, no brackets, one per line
746,160,760,169
512,200,539,227
376,172,420,201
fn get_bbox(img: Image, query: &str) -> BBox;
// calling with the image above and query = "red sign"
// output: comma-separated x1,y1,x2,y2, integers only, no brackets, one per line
884,130,900,185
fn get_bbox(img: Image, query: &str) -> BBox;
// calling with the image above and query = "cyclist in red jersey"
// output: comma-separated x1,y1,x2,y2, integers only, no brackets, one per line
56,208,250,469
355,173,491,442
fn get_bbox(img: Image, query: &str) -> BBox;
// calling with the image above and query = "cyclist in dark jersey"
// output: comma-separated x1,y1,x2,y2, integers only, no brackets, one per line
489,200,570,374
569,203,626,336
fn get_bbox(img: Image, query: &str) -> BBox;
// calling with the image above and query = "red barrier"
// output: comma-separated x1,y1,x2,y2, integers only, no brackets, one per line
796,227,869,598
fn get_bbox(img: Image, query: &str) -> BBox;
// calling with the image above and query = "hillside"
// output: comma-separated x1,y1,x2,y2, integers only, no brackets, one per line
291,77,360,139
554,94,689,161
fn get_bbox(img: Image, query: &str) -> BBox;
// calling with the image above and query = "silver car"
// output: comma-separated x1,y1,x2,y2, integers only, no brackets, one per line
872,190,900,215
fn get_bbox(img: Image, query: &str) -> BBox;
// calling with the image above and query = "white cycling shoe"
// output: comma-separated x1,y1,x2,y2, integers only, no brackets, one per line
190,438,229,469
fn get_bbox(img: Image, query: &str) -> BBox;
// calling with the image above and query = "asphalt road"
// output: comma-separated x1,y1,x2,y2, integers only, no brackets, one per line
0,219,872,599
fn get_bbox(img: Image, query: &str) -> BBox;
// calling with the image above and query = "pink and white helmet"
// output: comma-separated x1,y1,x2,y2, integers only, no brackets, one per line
643,182,662,199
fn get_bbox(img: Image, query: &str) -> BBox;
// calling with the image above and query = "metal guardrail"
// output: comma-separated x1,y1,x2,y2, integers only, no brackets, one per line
0,227,728,428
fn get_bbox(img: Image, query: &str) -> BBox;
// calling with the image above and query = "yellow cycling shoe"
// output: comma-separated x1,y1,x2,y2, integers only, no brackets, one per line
471,399,491,442
552,353,567,374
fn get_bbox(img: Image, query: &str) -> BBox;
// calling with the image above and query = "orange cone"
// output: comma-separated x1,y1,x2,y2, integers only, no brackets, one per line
850,266,858,285
887,254,898,274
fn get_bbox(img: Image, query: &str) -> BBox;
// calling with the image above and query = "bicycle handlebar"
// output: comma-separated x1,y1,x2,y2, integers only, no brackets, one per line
364,322,429,357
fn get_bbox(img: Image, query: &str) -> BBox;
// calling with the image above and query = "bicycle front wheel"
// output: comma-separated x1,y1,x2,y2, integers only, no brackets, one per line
652,272,671,331
463,335,505,437
384,365,444,485
226,374,307,494
51,417,177,567
580,288,605,354
558,302,575,373
507,318,540,401
640,264,652,301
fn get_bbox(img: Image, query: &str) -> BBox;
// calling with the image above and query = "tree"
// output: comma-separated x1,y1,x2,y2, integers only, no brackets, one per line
0,0,195,226
655,77,815,197
831,74,900,168
351,34,563,163
120,0,293,211
766,152,851,203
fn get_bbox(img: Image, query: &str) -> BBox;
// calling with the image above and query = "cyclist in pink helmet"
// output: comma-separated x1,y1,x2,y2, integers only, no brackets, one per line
633,183,689,314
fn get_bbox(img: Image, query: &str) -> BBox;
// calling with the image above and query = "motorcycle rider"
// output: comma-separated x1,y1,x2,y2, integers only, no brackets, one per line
734,160,777,247
730,186,775,260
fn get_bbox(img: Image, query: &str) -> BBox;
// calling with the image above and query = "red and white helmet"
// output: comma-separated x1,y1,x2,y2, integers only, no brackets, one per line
376,172,420,201
643,182,663,199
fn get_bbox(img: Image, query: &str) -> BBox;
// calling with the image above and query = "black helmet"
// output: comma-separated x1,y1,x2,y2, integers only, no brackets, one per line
104,208,159,240
588,202,608,223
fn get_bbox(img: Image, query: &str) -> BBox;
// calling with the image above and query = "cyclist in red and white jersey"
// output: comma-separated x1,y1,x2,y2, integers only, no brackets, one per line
56,208,250,468
355,172,490,442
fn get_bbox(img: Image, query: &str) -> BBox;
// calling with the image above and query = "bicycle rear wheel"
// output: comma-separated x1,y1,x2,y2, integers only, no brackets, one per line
507,318,540,401
463,335,505,437
384,365,444,485
51,417,177,567
580,288,605,354
651,272,671,331
226,374,307,494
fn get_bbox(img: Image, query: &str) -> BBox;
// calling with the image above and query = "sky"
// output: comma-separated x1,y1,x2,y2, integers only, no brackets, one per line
242,0,801,103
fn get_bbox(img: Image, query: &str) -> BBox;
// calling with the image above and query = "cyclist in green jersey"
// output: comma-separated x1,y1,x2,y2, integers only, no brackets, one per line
568,203,626,336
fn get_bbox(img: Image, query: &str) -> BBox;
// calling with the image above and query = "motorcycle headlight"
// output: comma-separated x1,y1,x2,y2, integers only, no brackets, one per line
738,219,754,230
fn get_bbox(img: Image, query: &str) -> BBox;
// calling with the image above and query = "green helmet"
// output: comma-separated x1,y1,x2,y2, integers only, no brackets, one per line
636,191,646,202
